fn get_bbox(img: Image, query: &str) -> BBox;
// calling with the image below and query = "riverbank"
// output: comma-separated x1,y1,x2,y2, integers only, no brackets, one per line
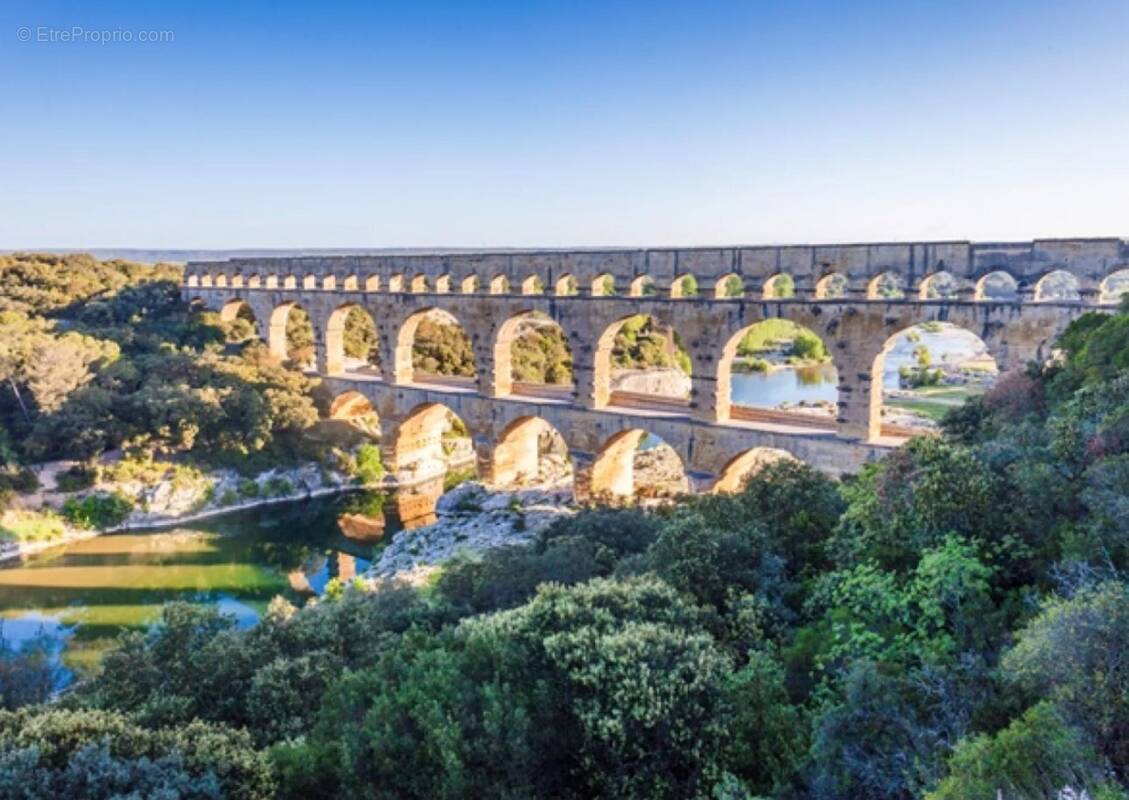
0,462,365,564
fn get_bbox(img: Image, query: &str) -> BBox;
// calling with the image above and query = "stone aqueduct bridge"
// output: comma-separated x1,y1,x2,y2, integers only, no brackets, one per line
183,238,1127,496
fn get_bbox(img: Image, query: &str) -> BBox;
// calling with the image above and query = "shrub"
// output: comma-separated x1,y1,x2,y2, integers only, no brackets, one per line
60,492,133,530
264,478,292,498
353,443,385,485
54,465,96,493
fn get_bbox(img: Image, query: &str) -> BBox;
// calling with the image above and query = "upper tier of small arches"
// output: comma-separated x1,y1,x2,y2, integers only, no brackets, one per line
186,263,1129,305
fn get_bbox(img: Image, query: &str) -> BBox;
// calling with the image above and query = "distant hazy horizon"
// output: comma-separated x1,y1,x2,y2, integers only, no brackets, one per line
5,233,1129,266
5,234,1129,265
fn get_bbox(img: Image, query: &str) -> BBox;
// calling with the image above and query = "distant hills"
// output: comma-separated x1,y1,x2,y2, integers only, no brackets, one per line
0,247,521,265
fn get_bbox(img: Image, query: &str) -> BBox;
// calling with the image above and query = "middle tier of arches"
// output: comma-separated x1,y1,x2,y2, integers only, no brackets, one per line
202,289,1080,444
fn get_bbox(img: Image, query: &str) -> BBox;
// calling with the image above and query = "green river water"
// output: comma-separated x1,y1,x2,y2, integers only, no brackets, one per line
0,487,437,689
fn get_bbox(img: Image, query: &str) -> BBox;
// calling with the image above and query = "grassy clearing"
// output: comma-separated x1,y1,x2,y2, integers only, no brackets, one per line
886,398,951,422
0,510,67,542
910,385,985,401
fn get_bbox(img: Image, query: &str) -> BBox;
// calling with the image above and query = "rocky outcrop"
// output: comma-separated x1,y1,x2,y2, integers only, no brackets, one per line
633,445,690,497
117,463,349,528
365,481,575,583
611,367,691,397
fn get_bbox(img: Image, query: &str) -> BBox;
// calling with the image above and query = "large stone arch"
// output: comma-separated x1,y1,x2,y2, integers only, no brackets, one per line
586,428,688,500
491,310,574,400
219,298,253,324
975,270,1019,301
714,318,839,426
217,298,260,343
388,402,476,483
266,302,306,362
394,307,477,386
488,415,573,489
323,303,382,377
712,447,798,493
327,389,378,421
591,312,691,410
1034,270,1082,302
868,321,1000,441
1100,268,1129,305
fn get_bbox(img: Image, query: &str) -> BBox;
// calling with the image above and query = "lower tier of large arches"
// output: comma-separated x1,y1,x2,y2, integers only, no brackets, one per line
323,377,889,499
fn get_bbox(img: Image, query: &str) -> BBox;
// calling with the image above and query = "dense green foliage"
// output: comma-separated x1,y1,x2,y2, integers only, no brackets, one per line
411,317,477,377
5,264,1129,798
612,314,693,375
0,254,320,472
735,318,829,365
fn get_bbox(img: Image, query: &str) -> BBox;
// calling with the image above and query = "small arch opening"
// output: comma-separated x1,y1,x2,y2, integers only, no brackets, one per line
388,274,405,293
555,274,579,296
815,273,847,299
461,275,480,294
629,275,656,297
520,275,544,295
670,274,699,299
364,275,381,292
867,272,905,300
435,274,452,294
489,275,511,295
918,271,961,300
411,275,430,293
716,274,745,298
763,273,795,299
592,273,616,297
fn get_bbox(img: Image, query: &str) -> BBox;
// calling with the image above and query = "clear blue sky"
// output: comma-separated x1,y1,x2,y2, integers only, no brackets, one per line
2,0,1127,248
